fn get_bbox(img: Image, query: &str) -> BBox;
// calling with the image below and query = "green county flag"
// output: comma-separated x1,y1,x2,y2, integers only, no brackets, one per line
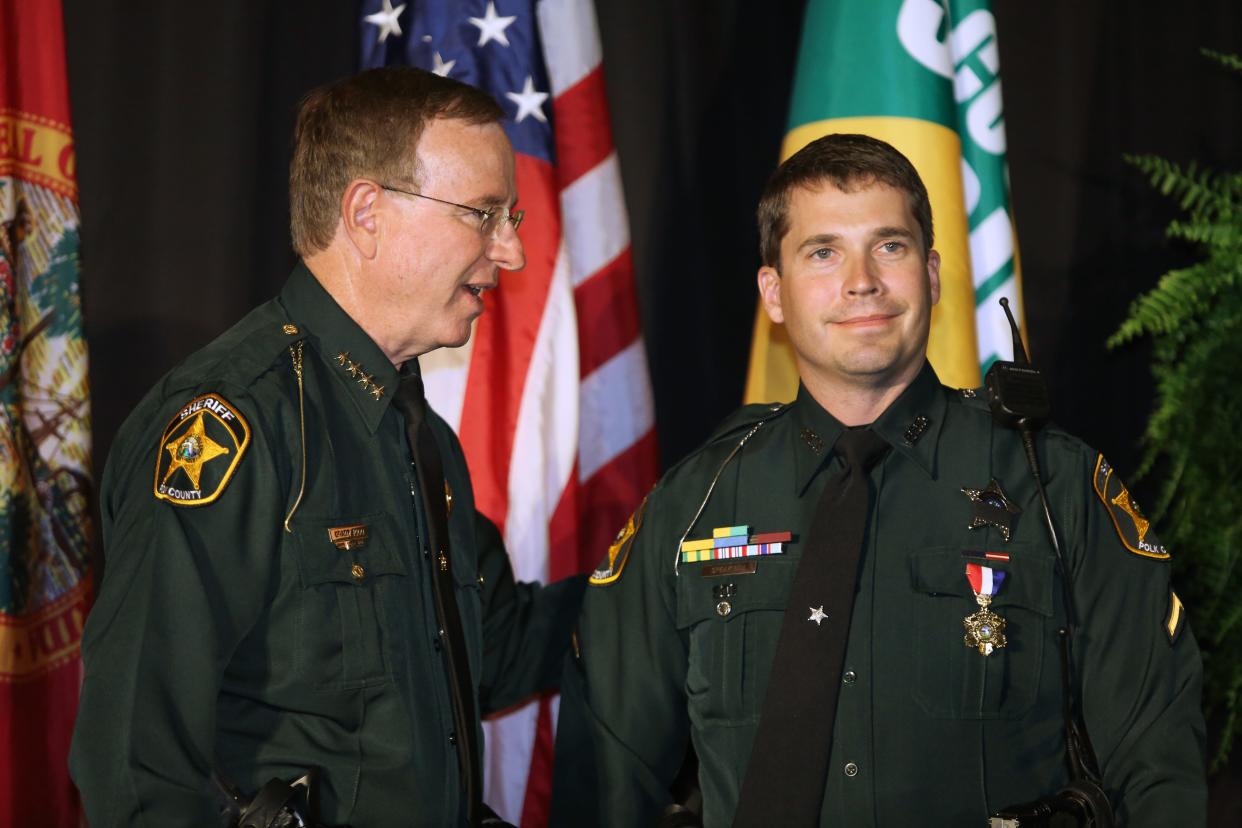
745,0,1022,401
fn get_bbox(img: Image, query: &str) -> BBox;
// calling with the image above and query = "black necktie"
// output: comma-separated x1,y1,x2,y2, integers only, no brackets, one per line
392,368,482,827
733,427,891,827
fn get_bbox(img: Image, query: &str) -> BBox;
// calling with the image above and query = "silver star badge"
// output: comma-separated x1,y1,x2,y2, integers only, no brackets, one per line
808,606,828,626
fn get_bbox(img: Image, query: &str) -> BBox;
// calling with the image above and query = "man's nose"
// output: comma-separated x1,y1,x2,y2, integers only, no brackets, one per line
844,255,881,295
487,221,526,271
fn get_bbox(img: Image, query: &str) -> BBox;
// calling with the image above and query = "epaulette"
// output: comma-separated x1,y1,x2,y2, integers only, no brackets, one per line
164,301,307,392
211,304,308,383
658,402,791,484
703,402,791,447
953,385,1075,444
955,386,990,410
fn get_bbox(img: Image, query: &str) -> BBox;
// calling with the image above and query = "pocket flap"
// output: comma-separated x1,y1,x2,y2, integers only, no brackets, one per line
676,557,796,627
452,562,482,590
909,544,1055,616
294,513,407,586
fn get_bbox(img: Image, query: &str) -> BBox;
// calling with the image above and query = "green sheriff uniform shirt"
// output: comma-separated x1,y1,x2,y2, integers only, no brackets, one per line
555,363,1205,827
71,263,584,827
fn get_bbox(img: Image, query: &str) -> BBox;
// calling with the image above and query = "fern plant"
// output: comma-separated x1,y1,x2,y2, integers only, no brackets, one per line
1108,49,1242,767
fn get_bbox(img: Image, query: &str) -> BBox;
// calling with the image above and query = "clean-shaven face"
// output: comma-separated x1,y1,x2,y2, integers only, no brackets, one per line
758,180,940,392
373,116,525,358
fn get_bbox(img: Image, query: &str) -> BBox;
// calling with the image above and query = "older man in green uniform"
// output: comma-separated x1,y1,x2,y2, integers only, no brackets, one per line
69,68,583,827
554,134,1205,826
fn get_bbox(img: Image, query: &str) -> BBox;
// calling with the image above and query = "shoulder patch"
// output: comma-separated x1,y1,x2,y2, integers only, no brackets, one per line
153,393,251,506
589,495,649,586
1092,454,1169,559
1165,589,1186,644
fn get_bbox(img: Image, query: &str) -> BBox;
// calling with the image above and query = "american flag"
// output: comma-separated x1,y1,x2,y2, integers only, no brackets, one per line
359,1,658,823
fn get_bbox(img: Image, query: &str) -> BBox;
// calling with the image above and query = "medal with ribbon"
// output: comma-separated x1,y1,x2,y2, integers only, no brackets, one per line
962,560,1008,656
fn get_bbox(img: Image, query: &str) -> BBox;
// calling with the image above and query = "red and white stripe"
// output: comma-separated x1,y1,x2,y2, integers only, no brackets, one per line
421,0,657,823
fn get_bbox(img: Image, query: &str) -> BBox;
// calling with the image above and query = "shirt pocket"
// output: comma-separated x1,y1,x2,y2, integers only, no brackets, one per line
907,544,1055,719
675,559,794,726
292,512,407,690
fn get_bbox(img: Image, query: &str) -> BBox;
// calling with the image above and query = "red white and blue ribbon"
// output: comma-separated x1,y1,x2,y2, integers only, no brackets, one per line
965,561,1006,597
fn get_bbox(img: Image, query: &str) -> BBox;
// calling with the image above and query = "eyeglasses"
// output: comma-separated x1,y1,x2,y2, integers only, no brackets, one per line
380,184,525,237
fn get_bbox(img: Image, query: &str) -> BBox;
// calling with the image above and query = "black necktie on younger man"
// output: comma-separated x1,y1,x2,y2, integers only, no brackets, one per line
392,367,482,827
733,427,891,827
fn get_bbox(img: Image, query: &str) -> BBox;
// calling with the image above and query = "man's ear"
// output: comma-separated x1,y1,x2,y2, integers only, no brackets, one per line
757,265,785,324
341,180,381,259
926,249,941,305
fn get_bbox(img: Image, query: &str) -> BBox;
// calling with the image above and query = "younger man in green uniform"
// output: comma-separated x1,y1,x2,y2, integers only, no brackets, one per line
554,134,1205,826
70,68,583,827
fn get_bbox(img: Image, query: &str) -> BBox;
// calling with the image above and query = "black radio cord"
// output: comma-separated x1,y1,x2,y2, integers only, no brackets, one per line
1019,421,1108,796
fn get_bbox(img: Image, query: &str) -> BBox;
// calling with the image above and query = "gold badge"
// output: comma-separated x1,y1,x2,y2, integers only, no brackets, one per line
1092,454,1169,559
153,393,250,506
963,602,1008,656
589,495,649,586
328,524,369,551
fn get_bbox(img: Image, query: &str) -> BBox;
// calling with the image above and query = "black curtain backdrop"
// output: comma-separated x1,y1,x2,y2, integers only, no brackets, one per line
62,0,1242,817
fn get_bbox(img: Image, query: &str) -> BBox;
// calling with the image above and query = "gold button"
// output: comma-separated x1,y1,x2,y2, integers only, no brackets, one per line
716,601,732,617
282,324,299,335
351,563,365,581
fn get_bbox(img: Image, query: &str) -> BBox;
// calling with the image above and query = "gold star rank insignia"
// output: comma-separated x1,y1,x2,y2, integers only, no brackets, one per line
1092,454,1169,559
153,393,251,506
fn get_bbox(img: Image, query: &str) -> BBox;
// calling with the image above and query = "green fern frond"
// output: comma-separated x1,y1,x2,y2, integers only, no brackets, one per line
1125,155,1224,214
1108,264,1214,345
1202,48,1242,74
1167,220,1242,250
1110,50,1242,767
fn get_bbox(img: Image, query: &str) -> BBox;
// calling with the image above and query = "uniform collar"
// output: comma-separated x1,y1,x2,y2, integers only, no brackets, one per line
278,262,401,435
792,361,947,495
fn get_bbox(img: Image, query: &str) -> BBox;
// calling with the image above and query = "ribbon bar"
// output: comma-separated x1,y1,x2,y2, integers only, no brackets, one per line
681,542,784,564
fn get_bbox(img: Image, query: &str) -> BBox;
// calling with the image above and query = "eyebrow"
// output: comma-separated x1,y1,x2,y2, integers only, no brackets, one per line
797,233,841,251
473,191,519,210
872,226,917,242
795,227,916,251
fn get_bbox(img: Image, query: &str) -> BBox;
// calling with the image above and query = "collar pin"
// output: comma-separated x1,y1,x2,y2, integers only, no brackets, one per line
903,415,931,446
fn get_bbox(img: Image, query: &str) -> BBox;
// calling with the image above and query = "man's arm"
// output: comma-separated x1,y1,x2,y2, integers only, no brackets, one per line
475,509,587,712
1066,445,1207,825
69,388,283,828
550,493,690,827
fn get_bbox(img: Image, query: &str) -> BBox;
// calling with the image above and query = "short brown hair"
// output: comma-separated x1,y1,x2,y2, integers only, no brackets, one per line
289,66,504,257
756,133,933,269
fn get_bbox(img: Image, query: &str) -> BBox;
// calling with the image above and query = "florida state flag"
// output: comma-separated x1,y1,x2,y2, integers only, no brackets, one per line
0,1,94,825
